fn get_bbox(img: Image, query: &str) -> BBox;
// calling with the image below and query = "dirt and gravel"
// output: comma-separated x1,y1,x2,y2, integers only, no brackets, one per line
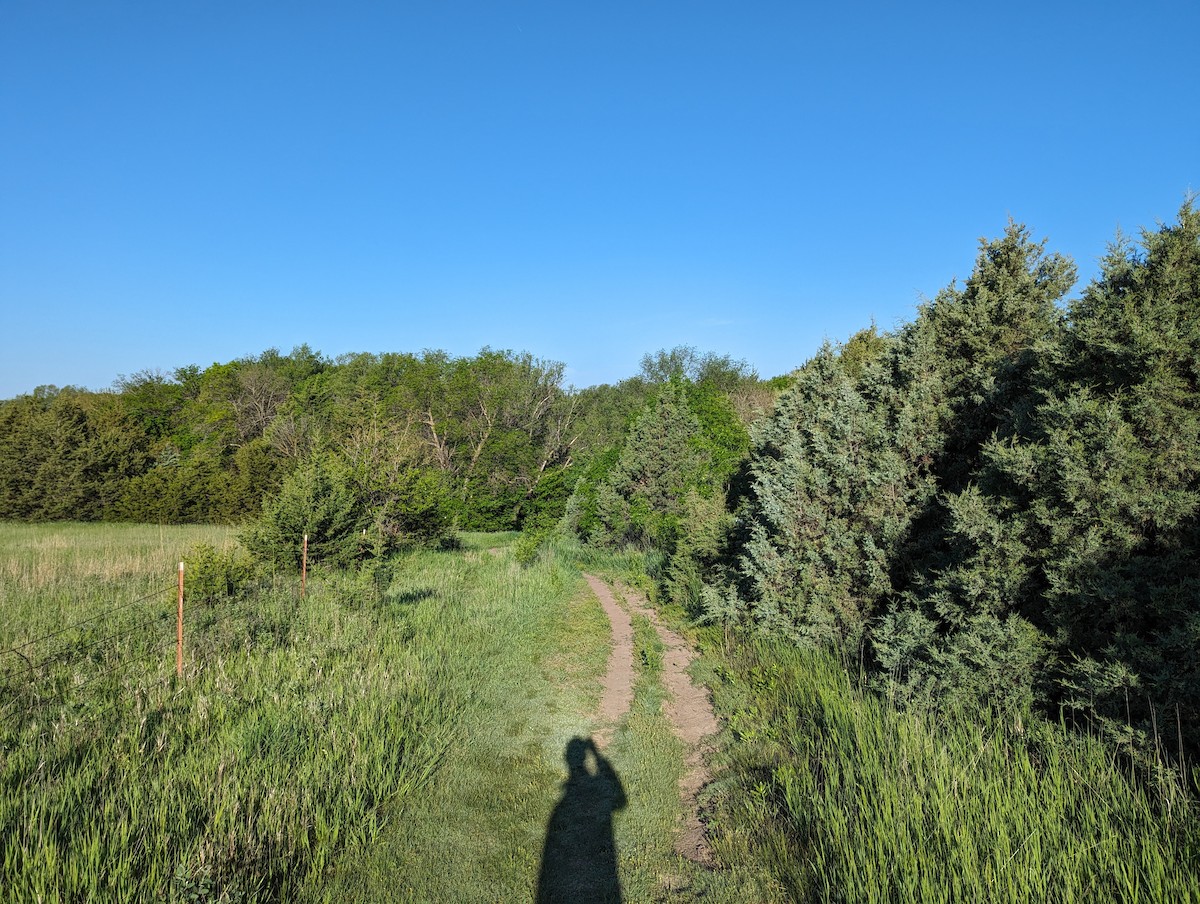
584,574,636,747
584,574,718,864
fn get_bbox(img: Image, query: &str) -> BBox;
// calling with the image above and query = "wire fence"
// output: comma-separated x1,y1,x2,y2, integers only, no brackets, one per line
0,560,291,736
0,590,176,683
0,585,176,660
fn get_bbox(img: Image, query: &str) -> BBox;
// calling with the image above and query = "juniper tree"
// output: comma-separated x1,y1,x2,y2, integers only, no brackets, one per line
875,204,1200,728
592,379,709,549
863,224,1074,707
997,202,1200,741
735,336,915,646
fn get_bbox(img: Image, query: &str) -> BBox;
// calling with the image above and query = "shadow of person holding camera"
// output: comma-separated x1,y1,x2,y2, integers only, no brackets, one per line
536,736,627,903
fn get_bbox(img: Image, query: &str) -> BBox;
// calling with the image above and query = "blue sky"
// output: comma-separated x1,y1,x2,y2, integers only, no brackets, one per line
2,1,1197,397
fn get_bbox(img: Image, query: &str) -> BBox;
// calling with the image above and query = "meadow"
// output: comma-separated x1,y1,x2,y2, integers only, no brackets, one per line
0,524,560,901
0,525,770,903
5,524,1199,902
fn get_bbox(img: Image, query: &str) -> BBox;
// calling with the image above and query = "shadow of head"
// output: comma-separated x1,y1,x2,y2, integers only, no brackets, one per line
565,736,590,774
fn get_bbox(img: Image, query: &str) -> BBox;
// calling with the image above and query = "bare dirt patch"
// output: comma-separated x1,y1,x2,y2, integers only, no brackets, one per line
584,574,636,748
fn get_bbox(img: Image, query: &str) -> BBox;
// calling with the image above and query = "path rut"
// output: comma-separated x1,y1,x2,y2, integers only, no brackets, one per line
584,574,718,865
584,574,635,747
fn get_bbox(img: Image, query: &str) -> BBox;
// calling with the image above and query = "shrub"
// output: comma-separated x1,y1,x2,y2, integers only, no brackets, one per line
241,455,364,570
183,542,258,604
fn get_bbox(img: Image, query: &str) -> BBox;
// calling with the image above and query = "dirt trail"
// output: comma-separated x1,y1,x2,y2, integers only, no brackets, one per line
584,574,635,747
616,581,718,865
584,574,718,864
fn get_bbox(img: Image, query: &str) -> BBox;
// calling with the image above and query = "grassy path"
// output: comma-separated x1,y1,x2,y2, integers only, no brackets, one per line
315,539,775,903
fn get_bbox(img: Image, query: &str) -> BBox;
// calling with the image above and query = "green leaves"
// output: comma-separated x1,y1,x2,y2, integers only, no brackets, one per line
241,455,364,570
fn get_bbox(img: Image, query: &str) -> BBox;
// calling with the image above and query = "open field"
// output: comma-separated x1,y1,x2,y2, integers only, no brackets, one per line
4,524,600,900
0,524,767,902
4,524,1199,902
1,522,471,899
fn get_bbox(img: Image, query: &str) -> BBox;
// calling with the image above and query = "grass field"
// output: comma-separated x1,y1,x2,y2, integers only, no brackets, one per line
315,538,773,903
0,524,767,902
1,522,476,900
6,524,1197,902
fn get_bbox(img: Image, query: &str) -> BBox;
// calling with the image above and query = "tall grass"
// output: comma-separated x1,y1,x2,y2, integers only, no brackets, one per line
708,639,1200,903
0,523,529,901
0,522,235,647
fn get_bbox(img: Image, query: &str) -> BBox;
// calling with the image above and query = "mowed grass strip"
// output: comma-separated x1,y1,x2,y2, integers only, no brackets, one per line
313,545,612,903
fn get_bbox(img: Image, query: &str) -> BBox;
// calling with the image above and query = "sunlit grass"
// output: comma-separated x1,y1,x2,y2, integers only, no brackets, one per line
706,639,1200,904
0,522,235,649
0,524,554,901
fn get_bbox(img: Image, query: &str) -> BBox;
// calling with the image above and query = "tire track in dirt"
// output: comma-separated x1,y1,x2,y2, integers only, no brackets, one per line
584,574,636,748
584,574,718,865
615,582,718,866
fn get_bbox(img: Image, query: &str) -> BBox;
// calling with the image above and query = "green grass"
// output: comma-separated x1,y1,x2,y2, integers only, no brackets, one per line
455,530,521,551
598,611,783,903
314,549,612,902
318,542,773,903
0,522,237,645
703,638,1200,904
6,525,766,902
536,536,1200,901
13,524,1184,902
0,524,534,901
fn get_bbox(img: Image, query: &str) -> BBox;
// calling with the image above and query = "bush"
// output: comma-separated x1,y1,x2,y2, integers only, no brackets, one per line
513,530,545,566
183,542,258,604
241,455,364,570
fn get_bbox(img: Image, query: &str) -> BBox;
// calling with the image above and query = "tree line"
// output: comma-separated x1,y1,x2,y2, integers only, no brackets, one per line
0,342,770,541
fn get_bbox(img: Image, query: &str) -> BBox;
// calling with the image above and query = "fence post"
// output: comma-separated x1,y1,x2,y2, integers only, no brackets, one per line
177,561,184,678
301,533,308,600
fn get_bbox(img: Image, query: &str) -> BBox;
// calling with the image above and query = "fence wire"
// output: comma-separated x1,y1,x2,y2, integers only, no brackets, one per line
0,585,176,658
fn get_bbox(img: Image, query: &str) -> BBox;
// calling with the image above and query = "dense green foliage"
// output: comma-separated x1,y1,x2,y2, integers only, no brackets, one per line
549,206,1200,892
0,347,582,533
712,203,1200,762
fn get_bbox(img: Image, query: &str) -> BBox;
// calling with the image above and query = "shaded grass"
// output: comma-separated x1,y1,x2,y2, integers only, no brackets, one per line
456,531,521,552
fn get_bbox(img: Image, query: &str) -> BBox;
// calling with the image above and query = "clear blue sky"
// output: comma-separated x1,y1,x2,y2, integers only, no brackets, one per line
2,1,1197,397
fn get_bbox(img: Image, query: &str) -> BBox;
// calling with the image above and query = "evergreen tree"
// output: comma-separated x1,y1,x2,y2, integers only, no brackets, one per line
734,339,913,645
992,202,1200,740
592,380,709,549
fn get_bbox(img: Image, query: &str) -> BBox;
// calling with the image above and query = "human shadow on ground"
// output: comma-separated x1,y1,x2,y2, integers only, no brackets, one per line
536,736,627,904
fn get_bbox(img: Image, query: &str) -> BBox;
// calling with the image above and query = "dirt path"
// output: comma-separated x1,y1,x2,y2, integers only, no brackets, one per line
584,574,635,747
616,582,719,864
584,574,718,864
